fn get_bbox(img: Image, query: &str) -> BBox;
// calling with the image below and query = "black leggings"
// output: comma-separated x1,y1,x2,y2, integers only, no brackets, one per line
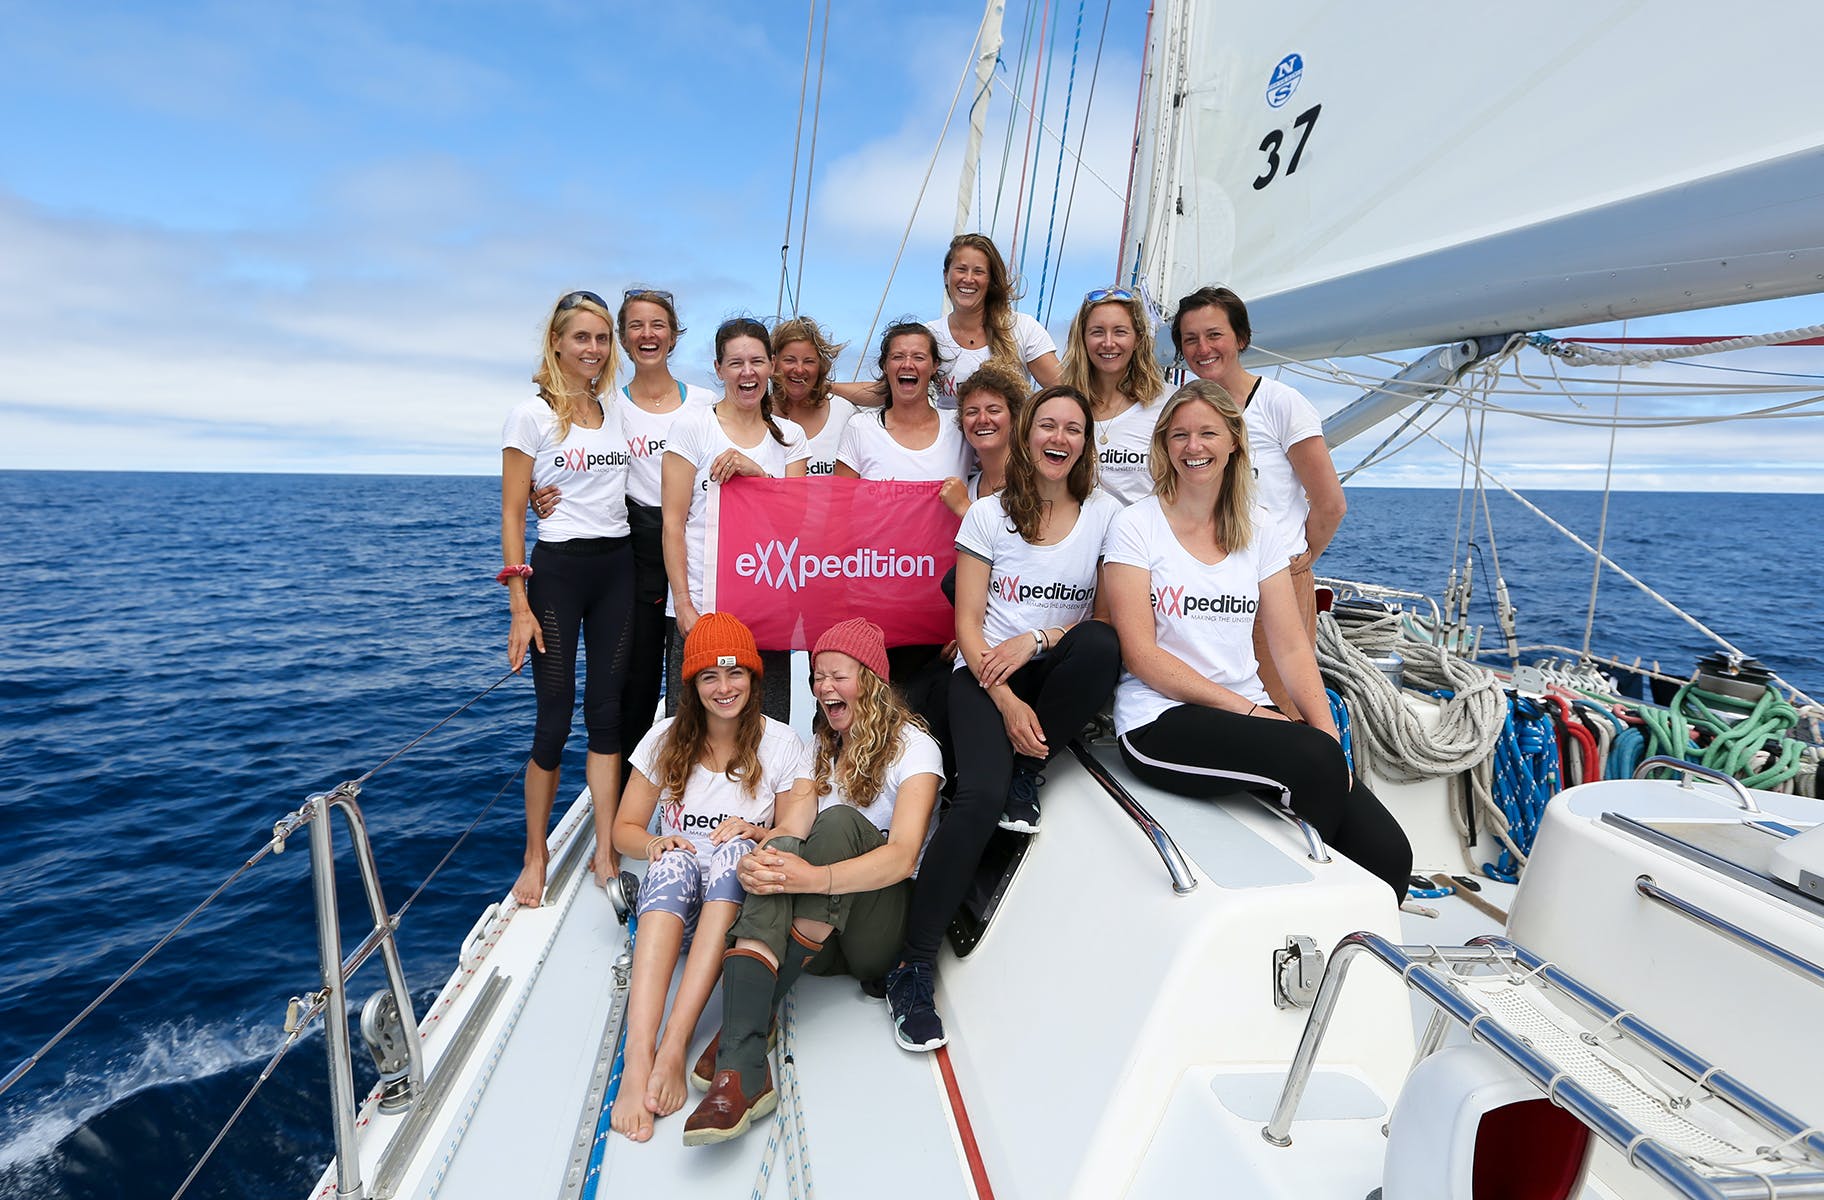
526,537,635,771
900,620,1122,964
618,500,671,762
1118,705,1413,901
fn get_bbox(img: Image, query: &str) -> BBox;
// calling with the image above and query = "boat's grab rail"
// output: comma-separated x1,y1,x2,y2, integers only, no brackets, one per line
1635,875,1824,989
1263,932,1824,1199
1068,740,1198,895
1252,797,1333,864
1634,755,1761,814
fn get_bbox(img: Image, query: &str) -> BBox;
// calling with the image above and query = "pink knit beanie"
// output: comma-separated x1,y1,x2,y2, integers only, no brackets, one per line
813,617,890,682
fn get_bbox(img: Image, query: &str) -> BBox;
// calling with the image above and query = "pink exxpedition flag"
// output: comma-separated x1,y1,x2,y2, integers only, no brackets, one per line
705,476,959,651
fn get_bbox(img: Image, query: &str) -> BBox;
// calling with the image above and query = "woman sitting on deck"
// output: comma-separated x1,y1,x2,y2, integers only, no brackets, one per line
609,613,813,1143
1102,380,1412,901
683,618,943,1146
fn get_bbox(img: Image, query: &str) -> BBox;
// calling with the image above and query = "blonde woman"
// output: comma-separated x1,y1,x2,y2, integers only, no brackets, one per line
770,316,855,476
499,290,634,907
1060,286,1166,505
684,618,942,1145
1102,380,1411,901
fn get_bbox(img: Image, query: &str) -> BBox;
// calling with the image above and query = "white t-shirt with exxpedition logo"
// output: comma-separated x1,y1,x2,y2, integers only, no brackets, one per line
926,312,1057,410
954,490,1120,673
798,395,859,477
1094,397,1162,506
1244,377,1325,557
816,725,945,875
665,403,809,615
1102,496,1291,735
501,393,631,540
836,409,970,481
619,382,717,507
630,715,812,851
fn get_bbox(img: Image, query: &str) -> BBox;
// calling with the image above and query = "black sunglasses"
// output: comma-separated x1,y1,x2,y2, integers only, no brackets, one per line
556,290,608,312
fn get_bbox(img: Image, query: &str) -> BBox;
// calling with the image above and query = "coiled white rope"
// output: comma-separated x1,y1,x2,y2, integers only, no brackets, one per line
1532,325,1824,367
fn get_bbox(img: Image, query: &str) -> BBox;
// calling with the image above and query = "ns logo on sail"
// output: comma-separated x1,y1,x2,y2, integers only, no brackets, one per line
1266,52,1303,108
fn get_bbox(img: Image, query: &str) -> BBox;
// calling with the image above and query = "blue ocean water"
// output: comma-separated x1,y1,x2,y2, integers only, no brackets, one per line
0,470,1818,1199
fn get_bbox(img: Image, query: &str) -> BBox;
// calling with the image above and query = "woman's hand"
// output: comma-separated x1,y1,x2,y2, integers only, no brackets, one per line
1244,702,1294,723
709,449,763,483
738,844,822,895
992,689,1048,758
530,484,563,520
977,632,1040,688
675,603,701,637
509,608,545,673
939,476,970,517
591,844,620,888
647,834,695,862
711,818,766,846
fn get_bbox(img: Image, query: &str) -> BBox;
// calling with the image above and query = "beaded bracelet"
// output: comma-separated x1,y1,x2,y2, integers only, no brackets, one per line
495,564,533,585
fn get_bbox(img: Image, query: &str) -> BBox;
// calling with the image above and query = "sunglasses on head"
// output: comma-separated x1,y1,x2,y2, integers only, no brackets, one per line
556,290,608,312
623,287,675,305
1084,286,1137,304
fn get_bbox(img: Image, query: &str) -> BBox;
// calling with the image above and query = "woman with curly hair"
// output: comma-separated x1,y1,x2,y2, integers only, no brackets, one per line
682,618,942,1146
769,315,855,476
925,232,1061,408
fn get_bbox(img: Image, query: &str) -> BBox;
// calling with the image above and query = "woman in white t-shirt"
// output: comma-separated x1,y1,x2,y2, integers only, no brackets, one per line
609,613,813,1144
500,290,635,908
890,385,1123,1053
927,233,1061,408
770,316,856,477
662,318,809,720
1060,286,1167,506
939,362,1027,517
685,618,942,1145
1170,285,1347,720
1102,381,1411,901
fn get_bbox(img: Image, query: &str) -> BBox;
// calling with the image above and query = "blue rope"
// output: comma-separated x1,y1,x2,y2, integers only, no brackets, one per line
1482,696,1560,883
1016,2,1060,283
582,908,638,1197
1033,0,1085,315
1326,688,1353,776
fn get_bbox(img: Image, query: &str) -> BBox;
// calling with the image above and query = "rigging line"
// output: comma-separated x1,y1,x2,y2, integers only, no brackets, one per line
1032,0,1086,316
353,668,517,786
1336,400,1444,484
168,1029,308,1200
1007,0,1052,266
983,72,1126,200
1448,405,1473,584
775,0,818,320
1114,0,1154,282
1413,423,1820,710
1534,323,1824,366
0,835,279,1100
989,1,1040,238
850,27,986,379
1016,0,1061,283
791,0,832,313
1582,321,1627,660
394,759,526,925
1043,0,1113,327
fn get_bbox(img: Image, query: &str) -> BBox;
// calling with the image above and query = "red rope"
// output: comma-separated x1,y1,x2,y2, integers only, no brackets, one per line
1007,0,1052,263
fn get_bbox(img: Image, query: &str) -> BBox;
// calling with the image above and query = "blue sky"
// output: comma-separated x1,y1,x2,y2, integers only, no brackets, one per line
3,0,1821,489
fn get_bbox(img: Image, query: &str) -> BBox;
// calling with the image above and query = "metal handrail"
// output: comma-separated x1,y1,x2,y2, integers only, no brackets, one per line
303,782,426,1200
1636,875,1824,988
1634,755,1761,814
1262,932,1824,1199
1252,797,1332,864
1068,740,1198,895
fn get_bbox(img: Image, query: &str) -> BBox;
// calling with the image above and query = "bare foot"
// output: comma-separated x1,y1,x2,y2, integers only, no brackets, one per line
512,856,547,908
613,1053,656,1142
645,1048,688,1117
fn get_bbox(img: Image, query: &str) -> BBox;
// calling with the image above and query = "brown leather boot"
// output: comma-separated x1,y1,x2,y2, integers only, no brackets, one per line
682,1067,776,1146
689,1021,780,1092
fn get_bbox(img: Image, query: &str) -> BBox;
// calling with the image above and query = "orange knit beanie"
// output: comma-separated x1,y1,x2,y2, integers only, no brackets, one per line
681,611,763,679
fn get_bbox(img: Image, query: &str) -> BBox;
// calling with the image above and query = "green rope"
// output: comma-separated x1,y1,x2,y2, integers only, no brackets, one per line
1635,684,1806,789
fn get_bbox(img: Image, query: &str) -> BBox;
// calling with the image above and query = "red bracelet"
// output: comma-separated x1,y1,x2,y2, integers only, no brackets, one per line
495,564,533,585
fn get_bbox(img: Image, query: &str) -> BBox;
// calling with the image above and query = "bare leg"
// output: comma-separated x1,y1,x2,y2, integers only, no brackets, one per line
611,911,685,1143
731,936,780,969
648,900,739,1118
585,750,623,886
791,917,834,943
514,760,561,907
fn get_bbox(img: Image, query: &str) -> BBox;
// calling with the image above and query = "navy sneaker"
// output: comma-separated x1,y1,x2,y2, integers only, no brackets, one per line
998,766,1045,834
883,961,947,1052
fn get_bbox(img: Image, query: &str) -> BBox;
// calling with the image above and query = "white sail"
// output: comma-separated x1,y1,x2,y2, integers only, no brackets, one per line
1122,0,1824,361
955,0,1006,236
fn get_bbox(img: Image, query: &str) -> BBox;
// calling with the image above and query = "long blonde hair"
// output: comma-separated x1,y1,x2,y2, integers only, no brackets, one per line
1149,380,1254,552
945,233,1022,373
532,291,618,439
1060,293,1165,410
812,669,924,809
654,666,768,804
